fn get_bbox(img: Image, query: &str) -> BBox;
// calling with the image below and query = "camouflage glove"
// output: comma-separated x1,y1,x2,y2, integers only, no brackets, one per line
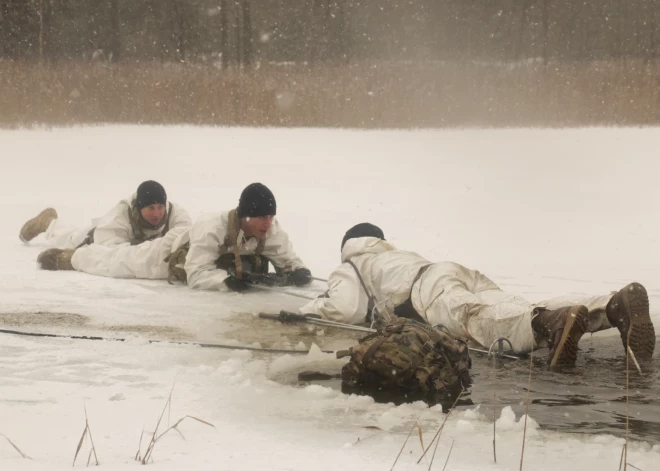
288,268,312,286
224,275,251,292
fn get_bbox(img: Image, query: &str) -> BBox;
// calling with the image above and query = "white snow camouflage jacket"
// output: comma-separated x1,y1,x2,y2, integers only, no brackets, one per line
180,210,307,291
71,194,192,279
300,237,541,353
299,237,431,324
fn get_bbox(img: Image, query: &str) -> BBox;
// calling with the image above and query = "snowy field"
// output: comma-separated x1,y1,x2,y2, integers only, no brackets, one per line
1,126,659,470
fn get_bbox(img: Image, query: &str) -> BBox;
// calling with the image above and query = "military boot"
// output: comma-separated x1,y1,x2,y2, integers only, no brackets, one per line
37,248,75,271
606,282,655,361
19,208,58,243
532,305,588,366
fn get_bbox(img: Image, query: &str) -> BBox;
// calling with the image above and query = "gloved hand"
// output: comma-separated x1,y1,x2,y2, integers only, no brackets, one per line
287,268,312,286
224,275,251,292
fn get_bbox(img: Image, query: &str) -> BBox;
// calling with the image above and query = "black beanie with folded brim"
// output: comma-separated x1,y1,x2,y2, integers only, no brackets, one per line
341,223,385,249
136,180,167,210
237,183,277,218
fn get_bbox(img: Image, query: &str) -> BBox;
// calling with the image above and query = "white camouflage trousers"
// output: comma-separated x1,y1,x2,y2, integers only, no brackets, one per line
410,262,614,354
44,219,91,250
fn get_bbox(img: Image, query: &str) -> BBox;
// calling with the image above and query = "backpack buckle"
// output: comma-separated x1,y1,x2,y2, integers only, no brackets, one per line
422,341,434,354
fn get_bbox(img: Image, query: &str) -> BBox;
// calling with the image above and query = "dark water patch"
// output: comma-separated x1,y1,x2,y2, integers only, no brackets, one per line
295,334,660,442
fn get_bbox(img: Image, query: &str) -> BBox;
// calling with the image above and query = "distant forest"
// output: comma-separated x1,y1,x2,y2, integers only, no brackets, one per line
2,0,660,64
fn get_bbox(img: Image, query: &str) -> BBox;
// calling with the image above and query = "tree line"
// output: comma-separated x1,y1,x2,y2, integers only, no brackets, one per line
2,0,660,64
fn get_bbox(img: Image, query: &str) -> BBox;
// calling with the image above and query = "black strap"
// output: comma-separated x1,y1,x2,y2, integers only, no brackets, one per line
347,260,376,321
76,227,96,249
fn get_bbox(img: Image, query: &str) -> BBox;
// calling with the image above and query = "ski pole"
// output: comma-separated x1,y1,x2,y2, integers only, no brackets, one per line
259,311,520,360
259,313,375,334
259,312,375,333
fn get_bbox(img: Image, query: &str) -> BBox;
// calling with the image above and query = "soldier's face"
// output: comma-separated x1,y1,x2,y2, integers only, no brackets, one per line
140,204,166,226
242,215,273,240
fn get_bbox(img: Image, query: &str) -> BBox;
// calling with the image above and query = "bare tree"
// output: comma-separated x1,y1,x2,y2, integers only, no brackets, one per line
173,0,186,61
242,1,253,66
220,0,228,68
109,0,120,62
541,0,549,64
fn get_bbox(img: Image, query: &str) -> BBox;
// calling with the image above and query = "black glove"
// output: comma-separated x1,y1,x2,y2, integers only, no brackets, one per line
224,275,251,292
288,268,312,287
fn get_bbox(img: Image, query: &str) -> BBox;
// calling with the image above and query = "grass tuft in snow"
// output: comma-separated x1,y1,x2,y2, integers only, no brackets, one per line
416,387,464,466
137,384,215,465
519,346,534,471
0,433,31,460
442,439,455,471
389,412,424,471
72,405,99,467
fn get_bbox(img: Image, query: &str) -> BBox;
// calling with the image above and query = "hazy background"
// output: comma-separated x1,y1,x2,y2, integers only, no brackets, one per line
3,1,660,128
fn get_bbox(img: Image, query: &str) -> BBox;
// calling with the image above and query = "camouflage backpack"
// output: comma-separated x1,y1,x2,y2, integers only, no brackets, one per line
339,317,472,397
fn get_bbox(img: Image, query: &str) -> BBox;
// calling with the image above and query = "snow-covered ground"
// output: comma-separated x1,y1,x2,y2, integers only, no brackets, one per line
1,126,659,470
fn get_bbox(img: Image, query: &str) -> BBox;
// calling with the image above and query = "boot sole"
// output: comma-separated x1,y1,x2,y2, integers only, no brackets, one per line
550,306,588,366
37,248,75,271
621,283,655,361
19,208,57,243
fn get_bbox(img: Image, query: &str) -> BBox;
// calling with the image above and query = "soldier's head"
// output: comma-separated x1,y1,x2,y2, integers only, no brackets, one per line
237,183,277,240
136,180,167,226
341,223,385,249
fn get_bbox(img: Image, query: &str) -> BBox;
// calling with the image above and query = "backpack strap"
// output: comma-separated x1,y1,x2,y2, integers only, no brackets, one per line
161,202,173,235
224,209,244,279
253,238,266,272
360,335,390,368
358,319,406,366
223,208,268,278
347,260,376,321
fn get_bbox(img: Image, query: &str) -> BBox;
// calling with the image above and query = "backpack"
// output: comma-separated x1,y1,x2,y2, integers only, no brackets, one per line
339,317,472,397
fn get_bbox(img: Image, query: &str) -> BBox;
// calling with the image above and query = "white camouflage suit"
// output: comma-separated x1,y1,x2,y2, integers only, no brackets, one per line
44,194,192,279
300,237,614,354
178,210,307,291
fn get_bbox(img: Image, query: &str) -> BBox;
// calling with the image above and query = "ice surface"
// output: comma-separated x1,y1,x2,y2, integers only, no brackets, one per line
0,126,658,470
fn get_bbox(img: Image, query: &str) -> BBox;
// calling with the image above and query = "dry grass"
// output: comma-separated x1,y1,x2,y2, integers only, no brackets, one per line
441,439,455,471
416,387,464,465
491,349,498,464
2,59,660,129
135,384,215,465
72,406,99,467
390,412,424,470
0,433,31,459
624,345,630,471
519,347,534,471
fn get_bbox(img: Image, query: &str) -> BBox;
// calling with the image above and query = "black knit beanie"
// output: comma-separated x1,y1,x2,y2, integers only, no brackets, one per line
136,180,167,210
237,183,277,218
341,223,385,249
